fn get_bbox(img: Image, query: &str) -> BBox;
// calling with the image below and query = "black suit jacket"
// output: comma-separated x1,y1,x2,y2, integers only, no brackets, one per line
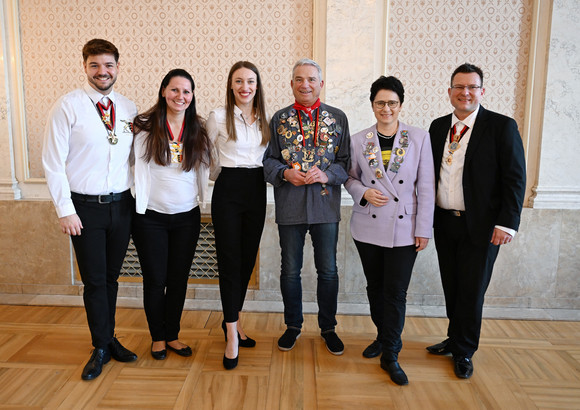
429,106,526,246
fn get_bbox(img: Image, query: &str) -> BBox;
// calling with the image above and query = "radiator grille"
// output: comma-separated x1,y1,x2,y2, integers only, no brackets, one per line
120,218,219,280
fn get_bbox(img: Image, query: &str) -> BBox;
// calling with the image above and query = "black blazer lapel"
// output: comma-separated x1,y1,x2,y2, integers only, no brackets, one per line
464,106,489,166
430,114,452,183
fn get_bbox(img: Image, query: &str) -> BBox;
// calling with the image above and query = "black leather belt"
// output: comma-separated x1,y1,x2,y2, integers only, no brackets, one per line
436,206,465,217
71,190,131,204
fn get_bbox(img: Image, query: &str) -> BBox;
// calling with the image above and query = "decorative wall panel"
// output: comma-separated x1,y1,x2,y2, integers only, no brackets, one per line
387,0,533,130
18,0,313,178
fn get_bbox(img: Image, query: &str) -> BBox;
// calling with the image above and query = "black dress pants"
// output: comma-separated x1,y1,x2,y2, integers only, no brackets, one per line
354,240,417,361
71,193,133,349
132,207,201,342
212,167,266,323
433,208,500,357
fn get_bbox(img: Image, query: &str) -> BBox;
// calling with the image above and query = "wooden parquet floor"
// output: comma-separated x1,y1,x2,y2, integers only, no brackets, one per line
0,305,579,409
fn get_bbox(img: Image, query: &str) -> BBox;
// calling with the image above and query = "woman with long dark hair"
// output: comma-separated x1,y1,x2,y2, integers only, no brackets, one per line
206,61,270,369
132,69,212,360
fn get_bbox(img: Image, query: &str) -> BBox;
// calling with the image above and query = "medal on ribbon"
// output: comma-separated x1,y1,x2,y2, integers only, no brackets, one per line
446,124,469,165
96,99,118,145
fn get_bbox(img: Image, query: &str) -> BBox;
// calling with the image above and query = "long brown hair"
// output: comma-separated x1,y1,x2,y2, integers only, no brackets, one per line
133,69,212,172
225,61,270,145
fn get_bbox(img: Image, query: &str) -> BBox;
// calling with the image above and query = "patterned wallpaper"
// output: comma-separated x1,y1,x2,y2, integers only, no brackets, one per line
387,0,533,130
19,0,313,178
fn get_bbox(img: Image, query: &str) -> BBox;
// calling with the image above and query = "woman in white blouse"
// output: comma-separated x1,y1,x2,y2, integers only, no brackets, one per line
206,61,270,370
132,69,212,360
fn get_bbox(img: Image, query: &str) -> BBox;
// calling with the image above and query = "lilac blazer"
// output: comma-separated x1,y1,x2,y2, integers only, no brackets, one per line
345,122,435,248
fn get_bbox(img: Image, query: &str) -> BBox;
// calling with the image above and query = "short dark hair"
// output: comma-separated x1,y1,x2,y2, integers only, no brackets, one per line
450,63,484,87
369,76,404,105
82,39,119,63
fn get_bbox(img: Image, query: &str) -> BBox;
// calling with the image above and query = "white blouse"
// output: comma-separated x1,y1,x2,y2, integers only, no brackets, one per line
133,131,209,214
206,106,267,179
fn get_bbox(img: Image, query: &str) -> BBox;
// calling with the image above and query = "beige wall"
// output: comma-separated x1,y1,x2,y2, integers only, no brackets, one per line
17,0,313,179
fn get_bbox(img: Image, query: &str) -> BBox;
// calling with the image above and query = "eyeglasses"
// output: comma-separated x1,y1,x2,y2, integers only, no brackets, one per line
450,84,482,91
373,100,400,109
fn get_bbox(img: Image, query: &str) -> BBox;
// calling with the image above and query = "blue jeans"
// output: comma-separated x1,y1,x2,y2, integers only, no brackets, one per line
278,223,339,331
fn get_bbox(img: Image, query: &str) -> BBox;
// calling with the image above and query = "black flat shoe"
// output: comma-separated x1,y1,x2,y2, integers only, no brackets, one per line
167,343,192,357
109,337,137,362
426,339,452,356
150,343,167,360
223,354,238,370
81,348,110,381
362,340,382,358
380,359,409,386
453,356,474,379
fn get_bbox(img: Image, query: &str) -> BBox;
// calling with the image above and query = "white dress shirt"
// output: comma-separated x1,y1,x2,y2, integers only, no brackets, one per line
206,106,267,180
436,105,515,237
42,83,138,218
436,106,478,211
133,131,209,214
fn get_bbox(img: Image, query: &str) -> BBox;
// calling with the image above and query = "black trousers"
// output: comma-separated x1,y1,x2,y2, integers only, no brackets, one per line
354,240,417,361
212,167,266,323
433,208,500,357
132,207,201,342
70,193,133,349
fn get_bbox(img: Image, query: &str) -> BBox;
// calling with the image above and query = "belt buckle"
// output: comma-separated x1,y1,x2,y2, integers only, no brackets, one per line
98,194,112,204
452,210,461,217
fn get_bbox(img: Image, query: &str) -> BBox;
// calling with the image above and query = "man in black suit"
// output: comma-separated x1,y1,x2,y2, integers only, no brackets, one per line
427,63,526,379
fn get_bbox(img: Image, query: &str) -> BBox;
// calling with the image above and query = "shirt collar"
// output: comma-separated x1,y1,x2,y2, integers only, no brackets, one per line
83,83,116,105
233,104,260,121
451,105,479,129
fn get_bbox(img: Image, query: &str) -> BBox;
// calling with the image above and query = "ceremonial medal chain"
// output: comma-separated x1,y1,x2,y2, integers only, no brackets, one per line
445,124,469,165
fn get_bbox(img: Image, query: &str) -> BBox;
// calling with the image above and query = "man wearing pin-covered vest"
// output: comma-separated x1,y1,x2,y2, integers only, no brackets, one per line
263,58,350,355
427,63,525,379
43,39,138,380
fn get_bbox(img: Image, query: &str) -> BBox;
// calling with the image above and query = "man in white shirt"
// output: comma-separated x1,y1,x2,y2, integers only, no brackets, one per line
43,39,138,380
427,63,525,379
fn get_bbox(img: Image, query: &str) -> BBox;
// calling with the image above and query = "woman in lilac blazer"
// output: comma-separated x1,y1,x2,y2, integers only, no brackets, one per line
345,76,435,385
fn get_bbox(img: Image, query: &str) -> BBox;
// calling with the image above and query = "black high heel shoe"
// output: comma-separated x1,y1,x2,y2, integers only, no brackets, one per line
223,353,238,370
221,321,239,370
222,320,256,348
238,333,256,348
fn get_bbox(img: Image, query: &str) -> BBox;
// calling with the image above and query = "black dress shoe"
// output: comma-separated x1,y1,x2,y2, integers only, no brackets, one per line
151,343,167,360
453,356,474,379
109,337,137,362
81,348,110,381
426,339,452,355
167,343,192,357
380,359,409,386
223,354,238,370
362,340,382,358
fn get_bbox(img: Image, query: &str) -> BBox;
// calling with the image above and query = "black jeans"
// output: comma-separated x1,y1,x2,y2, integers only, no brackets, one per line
132,207,201,342
71,193,133,349
354,240,417,361
212,167,266,323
